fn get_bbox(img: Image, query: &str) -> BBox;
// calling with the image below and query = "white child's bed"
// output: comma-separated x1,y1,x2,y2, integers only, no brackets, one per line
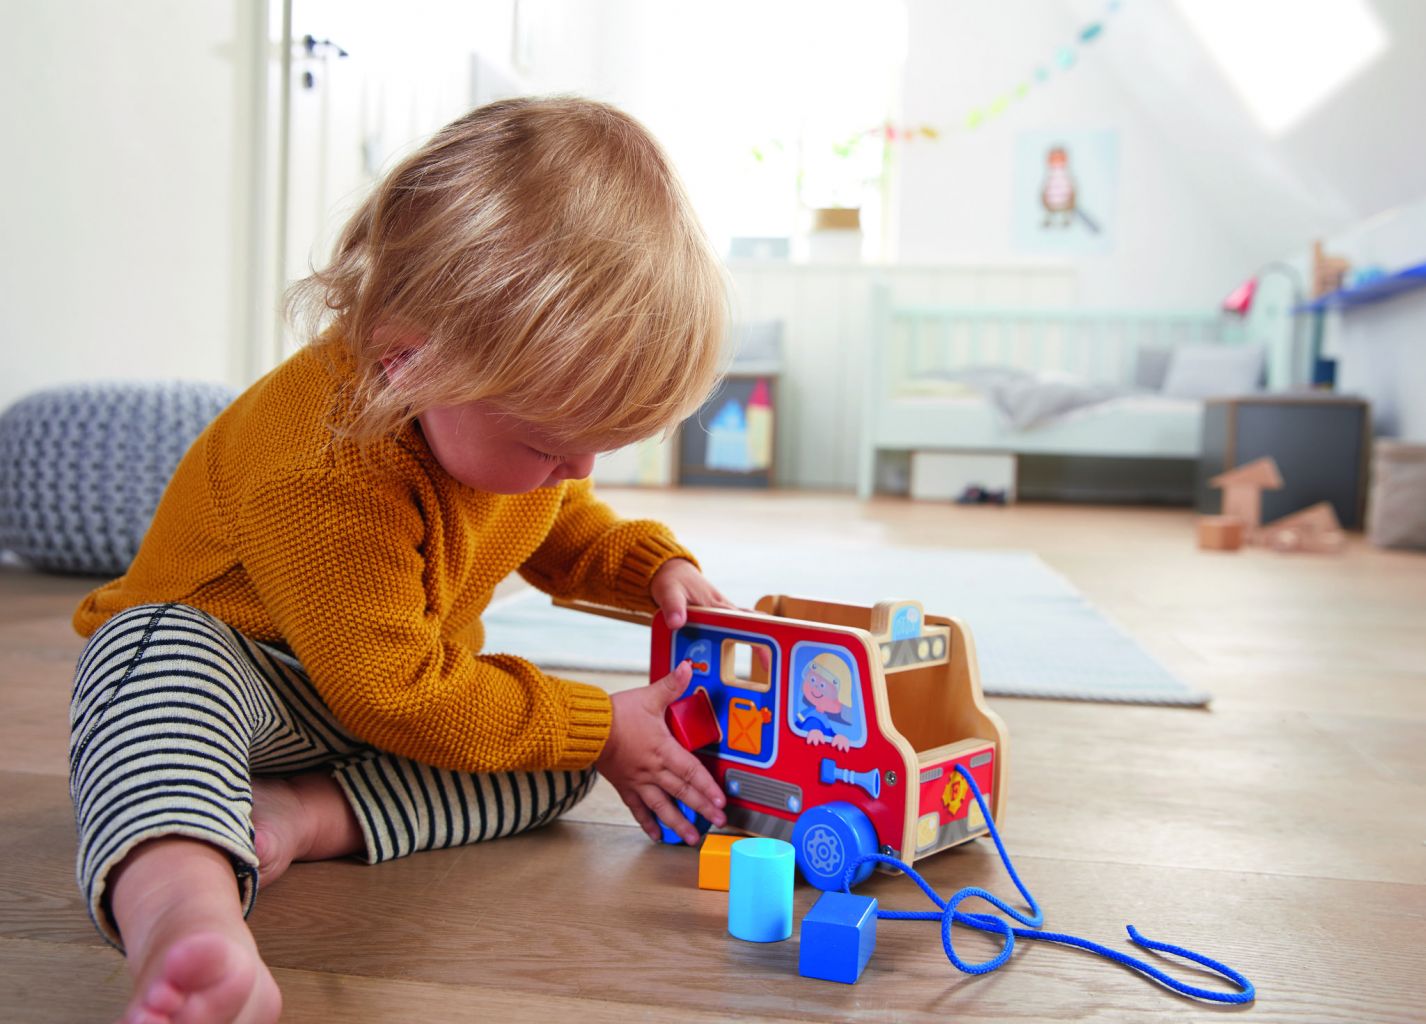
856,287,1282,498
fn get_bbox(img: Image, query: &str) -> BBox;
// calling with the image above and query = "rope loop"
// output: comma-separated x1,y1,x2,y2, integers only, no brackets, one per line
840,764,1255,1005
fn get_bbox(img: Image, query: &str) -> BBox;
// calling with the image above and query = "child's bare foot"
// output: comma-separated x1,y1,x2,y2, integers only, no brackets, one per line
122,932,279,1024
251,771,363,887
110,837,281,1024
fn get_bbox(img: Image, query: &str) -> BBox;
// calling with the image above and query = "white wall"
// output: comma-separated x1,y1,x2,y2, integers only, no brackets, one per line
893,0,1254,310
1059,0,1426,284
1316,198,1426,442
516,0,906,258
0,1,265,413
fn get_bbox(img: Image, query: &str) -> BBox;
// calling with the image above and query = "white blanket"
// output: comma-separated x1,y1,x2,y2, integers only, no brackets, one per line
928,367,1133,431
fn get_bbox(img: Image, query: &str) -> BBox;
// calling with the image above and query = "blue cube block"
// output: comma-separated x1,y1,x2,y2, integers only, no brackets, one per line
798,891,878,984
658,800,711,845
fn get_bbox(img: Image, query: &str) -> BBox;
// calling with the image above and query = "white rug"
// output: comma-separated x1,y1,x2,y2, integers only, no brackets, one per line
483,540,1209,706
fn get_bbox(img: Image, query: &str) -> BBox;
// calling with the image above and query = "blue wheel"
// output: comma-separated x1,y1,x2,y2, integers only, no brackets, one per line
791,802,879,891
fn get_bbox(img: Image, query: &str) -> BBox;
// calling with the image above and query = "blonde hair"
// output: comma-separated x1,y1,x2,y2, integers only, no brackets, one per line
289,96,728,450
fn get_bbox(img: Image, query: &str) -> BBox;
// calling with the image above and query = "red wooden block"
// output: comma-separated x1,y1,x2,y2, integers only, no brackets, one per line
665,689,722,751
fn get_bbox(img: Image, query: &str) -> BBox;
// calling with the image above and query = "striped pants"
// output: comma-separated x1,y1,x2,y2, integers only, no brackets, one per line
69,603,597,949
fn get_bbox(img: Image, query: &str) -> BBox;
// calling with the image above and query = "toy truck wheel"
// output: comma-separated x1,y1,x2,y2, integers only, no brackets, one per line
791,802,879,891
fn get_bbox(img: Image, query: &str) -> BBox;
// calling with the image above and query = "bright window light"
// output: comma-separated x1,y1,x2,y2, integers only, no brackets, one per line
1172,0,1388,135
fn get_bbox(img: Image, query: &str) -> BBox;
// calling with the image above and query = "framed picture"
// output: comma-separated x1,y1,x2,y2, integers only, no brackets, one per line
1013,129,1118,255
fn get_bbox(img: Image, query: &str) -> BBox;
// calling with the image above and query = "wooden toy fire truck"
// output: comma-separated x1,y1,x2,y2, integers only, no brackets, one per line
653,595,1008,890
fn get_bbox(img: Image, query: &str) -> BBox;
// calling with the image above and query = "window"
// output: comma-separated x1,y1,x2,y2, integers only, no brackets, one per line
1173,0,1388,135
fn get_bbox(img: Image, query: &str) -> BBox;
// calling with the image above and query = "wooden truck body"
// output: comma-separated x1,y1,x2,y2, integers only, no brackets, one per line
651,595,1008,889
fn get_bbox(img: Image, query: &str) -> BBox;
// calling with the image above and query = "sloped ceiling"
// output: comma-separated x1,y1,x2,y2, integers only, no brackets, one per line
1063,0,1426,261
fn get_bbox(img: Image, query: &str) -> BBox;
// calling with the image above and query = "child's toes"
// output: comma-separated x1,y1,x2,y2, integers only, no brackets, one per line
160,932,259,1023
134,977,184,1017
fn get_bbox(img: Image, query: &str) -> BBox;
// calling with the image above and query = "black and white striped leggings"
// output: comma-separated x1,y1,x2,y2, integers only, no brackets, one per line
69,603,597,949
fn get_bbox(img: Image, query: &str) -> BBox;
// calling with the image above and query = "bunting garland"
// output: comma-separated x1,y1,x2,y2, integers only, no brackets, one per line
860,0,1125,145
746,0,1128,211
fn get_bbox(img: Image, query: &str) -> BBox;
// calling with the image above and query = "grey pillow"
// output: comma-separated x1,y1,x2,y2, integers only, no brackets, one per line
1133,343,1175,391
1160,344,1265,399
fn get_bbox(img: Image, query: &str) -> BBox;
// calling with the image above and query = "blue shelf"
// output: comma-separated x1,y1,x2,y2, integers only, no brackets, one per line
1295,261,1426,313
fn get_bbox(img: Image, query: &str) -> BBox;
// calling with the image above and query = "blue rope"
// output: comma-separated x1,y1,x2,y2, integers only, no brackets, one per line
842,765,1256,1004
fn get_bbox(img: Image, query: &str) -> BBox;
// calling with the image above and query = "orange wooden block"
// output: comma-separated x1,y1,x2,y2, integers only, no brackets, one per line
1197,515,1246,551
698,834,744,891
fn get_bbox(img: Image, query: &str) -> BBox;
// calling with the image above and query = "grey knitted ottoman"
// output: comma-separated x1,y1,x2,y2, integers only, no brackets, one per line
0,380,235,576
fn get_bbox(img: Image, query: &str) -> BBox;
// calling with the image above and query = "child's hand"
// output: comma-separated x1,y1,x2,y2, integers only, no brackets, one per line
595,660,728,843
650,558,735,630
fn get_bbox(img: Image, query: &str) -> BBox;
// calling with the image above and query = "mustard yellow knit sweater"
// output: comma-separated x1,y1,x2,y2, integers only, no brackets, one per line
74,344,694,774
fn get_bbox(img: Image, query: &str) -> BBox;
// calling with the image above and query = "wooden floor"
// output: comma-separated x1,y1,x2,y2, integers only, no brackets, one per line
3,492,1424,1022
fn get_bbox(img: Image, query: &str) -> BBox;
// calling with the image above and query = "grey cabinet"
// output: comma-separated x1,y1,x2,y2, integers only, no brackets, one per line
1196,395,1371,528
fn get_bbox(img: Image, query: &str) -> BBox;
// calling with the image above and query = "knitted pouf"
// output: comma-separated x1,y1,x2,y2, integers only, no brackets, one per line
0,380,235,575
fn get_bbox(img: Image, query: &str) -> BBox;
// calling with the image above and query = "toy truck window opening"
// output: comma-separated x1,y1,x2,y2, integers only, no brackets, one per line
721,639,774,693
657,596,1008,888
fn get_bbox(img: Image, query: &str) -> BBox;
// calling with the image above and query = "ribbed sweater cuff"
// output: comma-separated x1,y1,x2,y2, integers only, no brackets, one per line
614,533,699,608
554,681,614,769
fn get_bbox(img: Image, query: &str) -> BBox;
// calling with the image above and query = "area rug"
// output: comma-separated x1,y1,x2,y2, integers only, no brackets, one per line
483,540,1210,706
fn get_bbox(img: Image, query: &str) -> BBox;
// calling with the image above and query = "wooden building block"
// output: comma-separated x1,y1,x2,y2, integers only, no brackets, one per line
1197,515,1246,551
798,891,879,984
665,689,721,751
1262,501,1347,554
698,834,743,891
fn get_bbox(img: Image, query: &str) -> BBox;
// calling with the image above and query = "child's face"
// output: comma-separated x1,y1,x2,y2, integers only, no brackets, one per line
418,401,601,494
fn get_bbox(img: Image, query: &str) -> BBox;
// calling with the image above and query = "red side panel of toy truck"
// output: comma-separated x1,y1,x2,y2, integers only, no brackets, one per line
652,606,912,858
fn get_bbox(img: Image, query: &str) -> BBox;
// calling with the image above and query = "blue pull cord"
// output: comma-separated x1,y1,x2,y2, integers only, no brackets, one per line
842,765,1256,1004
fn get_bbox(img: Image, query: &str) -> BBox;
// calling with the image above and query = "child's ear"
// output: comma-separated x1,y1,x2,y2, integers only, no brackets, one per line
380,349,416,381
374,324,427,382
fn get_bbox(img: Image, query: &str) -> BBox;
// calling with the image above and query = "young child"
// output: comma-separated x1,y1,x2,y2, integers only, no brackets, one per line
69,97,732,1024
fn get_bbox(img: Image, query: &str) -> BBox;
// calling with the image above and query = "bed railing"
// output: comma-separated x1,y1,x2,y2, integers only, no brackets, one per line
878,299,1231,390
858,286,1292,498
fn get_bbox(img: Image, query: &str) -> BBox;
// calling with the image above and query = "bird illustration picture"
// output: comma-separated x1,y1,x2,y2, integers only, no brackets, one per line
1040,145,1100,234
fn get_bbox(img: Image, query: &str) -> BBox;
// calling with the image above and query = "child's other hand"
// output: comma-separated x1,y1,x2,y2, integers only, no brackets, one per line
595,660,727,843
650,558,735,630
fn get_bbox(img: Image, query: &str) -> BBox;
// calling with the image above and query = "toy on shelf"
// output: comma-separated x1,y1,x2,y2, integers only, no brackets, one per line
1201,455,1347,555
1311,239,1351,299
